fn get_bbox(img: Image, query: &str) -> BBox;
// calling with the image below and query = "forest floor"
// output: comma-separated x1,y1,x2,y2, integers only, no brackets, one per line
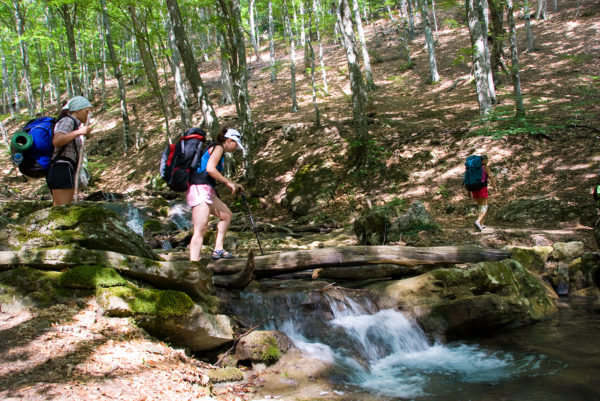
1,0,600,400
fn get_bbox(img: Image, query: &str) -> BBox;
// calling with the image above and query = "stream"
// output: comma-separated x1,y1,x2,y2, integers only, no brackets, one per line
230,285,600,400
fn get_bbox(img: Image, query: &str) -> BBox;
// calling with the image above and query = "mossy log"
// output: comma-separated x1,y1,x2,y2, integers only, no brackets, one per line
213,249,255,290
0,247,214,301
208,245,513,278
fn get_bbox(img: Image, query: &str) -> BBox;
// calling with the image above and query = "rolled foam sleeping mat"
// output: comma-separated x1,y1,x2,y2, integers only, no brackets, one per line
11,131,33,151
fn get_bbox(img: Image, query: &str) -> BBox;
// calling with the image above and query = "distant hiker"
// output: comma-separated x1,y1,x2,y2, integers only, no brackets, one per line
46,96,93,206
592,173,600,208
464,154,497,231
188,127,245,262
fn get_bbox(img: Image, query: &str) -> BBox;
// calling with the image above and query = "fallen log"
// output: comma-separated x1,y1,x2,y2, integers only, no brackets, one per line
0,247,214,301
312,264,429,280
213,249,255,290
208,245,513,278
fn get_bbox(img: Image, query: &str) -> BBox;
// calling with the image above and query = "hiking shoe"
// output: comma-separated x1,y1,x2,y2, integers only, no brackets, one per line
474,221,483,231
212,249,235,259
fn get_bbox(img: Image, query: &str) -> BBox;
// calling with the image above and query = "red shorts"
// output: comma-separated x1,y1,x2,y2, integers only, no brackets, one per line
471,186,489,199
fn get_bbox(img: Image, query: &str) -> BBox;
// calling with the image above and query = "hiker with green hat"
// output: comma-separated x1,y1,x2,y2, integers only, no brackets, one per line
46,96,94,205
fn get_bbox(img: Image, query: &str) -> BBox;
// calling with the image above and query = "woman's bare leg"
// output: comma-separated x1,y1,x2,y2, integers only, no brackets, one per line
209,196,233,251
51,189,75,206
190,202,211,261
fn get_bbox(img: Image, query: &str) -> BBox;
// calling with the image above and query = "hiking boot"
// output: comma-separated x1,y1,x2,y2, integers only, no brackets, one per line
474,221,483,231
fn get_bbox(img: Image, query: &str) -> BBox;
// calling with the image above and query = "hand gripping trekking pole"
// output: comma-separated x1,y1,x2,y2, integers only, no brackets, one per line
240,192,264,255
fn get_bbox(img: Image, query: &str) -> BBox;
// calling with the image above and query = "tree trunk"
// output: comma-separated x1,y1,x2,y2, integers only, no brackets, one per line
58,4,82,96
535,0,547,20
45,9,62,112
213,249,255,289
165,0,219,136
162,4,192,129
314,0,328,96
283,0,299,113
101,0,131,152
306,3,321,127
312,264,428,280
13,0,36,116
208,245,513,277
218,0,258,183
128,4,171,142
523,0,536,51
248,0,261,61
338,0,369,170
466,0,494,115
35,41,45,112
352,0,375,90
418,0,440,83
487,0,504,85
219,33,235,105
268,0,277,83
506,0,525,117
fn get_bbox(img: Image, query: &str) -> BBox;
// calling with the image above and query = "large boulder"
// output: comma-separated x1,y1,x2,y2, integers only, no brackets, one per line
5,204,158,260
280,161,338,217
97,286,233,352
354,200,437,245
504,245,552,273
367,259,557,336
235,330,293,365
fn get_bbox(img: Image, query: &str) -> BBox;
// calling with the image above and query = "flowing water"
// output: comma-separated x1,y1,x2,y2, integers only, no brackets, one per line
230,286,600,400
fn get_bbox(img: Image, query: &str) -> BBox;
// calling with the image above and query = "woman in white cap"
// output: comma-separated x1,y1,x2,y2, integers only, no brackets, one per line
187,127,245,261
46,96,93,205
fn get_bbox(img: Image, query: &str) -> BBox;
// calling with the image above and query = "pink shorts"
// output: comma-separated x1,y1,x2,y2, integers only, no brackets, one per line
186,184,216,207
471,186,489,200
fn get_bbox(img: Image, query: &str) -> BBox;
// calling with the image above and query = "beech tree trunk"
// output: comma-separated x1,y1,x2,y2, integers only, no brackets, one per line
487,0,504,85
314,0,329,95
283,0,299,113
101,0,131,151
268,0,277,83
248,0,261,61
466,0,495,115
13,0,36,116
165,0,219,136
128,4,171,142
506,0,525,117
208,245,513,277
352,0,375,90
306,3,321,127
524,0,536,51
418,0,440,83
338,0,369,170
58,4,82,97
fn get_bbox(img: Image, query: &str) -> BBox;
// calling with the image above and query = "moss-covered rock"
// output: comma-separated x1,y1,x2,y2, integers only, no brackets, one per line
58,265,128,289
368,259,557,336
235,330,293,365
569,252,600,290
281,161,337,217
505,245,552,273
7,204,158,259
207,367,244,383
97,286,195,318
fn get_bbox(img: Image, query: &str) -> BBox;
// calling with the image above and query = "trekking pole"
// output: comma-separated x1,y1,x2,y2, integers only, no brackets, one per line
240,192,264,255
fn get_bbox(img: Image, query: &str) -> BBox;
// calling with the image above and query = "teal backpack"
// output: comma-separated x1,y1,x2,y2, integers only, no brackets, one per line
463,155,486,191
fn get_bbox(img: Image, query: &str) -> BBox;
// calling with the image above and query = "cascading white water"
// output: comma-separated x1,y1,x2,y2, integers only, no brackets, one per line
273,295,545,398
126,206,144,236
168,203,191,230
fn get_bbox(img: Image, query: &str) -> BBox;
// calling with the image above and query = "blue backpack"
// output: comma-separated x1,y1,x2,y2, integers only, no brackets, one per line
463,155,486,191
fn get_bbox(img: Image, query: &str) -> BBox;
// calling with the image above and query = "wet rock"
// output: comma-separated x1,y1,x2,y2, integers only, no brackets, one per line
235,330,293,365
505,245,552,273
367,259,558,336
7,204,158,260
551,241,584,262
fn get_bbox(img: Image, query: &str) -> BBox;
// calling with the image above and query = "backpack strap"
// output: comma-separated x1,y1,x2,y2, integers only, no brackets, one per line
52,116,80,166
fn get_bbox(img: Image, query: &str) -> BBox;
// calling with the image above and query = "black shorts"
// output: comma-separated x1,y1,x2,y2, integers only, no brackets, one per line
46,162,75,190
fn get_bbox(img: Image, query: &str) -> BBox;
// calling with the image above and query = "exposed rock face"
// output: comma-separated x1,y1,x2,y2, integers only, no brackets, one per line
354,200,437,245
505,245,553,273
281,161,337,217
7,204,158,260
551,241,584,261
367,259,558,336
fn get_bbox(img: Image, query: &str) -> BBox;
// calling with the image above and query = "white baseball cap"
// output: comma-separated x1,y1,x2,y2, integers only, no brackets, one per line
224,128,245,156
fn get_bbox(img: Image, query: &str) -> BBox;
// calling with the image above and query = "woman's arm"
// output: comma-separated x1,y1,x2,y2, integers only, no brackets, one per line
486,165,497,190
52,123,91,147
206,145,243,194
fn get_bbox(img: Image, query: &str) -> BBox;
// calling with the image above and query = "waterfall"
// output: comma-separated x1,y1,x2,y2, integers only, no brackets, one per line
231,287,546,398
126,205,144,236
168,203,191,230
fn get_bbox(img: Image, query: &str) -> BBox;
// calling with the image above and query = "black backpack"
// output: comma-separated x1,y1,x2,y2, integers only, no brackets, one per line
159,128,207,192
